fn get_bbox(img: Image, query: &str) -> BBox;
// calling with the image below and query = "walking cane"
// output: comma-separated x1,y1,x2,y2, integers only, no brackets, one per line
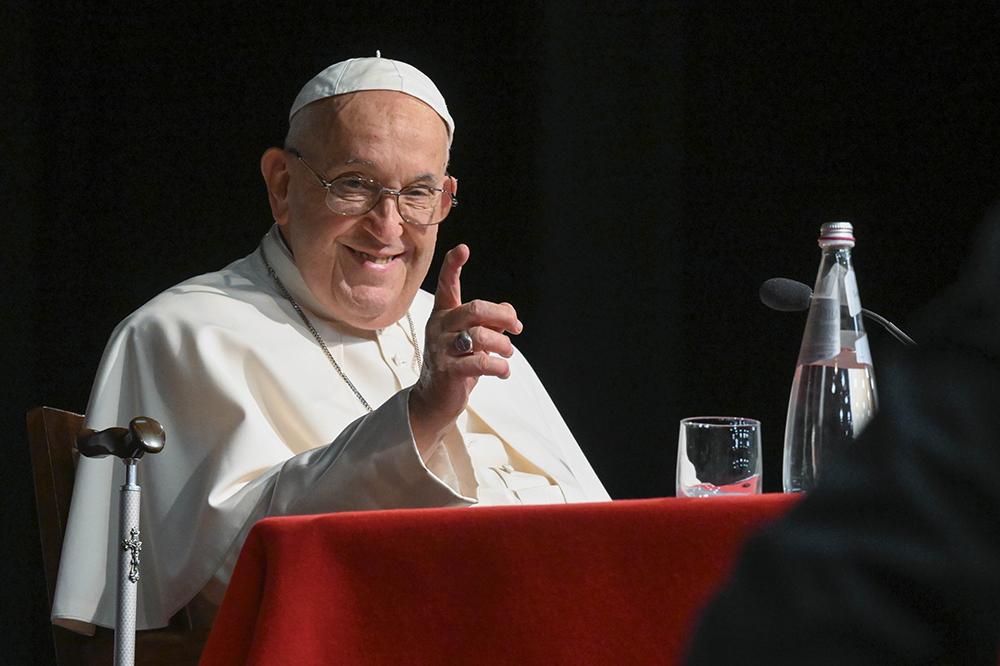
77,417,165,666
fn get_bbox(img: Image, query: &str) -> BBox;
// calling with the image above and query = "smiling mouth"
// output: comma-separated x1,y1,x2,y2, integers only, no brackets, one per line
353,249,399,265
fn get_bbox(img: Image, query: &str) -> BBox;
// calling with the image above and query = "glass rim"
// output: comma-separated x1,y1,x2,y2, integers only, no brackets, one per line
680,416,760,428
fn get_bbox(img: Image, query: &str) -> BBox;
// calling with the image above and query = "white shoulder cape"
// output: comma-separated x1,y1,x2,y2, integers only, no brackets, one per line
52,226,609,631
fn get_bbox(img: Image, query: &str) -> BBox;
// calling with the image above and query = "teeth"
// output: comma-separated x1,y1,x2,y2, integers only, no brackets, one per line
357,251,394,265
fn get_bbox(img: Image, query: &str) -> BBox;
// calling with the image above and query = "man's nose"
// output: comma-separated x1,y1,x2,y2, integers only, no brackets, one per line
364,191,406,241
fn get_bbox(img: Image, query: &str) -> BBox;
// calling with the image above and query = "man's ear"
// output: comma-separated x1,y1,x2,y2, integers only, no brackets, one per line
261,148,292,226
438,175,458,222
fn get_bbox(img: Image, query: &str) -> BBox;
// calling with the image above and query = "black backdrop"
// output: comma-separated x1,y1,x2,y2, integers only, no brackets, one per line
4,2,999,663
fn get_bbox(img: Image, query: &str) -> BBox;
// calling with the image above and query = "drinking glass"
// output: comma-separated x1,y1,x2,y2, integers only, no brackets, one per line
676,417,762,497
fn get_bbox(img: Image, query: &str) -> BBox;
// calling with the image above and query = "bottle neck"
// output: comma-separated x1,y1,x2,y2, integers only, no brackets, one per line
797,243,869,367
819,243,853,264
814,245,855,297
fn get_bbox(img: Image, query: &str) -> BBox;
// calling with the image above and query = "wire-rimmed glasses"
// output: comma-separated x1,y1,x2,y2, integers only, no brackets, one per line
288,148,457,226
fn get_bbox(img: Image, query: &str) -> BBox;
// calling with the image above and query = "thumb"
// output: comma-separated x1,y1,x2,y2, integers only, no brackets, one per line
434,244,470,311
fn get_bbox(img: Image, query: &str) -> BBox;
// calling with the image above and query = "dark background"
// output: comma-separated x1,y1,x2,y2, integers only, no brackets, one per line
4,2,999,663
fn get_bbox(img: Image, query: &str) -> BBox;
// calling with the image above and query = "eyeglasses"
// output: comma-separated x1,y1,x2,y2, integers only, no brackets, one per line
287,148,457,226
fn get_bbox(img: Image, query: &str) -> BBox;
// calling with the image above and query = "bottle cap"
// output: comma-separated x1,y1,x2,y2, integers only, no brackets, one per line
819,221,855,248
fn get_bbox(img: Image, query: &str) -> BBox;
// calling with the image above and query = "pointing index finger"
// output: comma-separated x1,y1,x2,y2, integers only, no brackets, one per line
434,244,470,312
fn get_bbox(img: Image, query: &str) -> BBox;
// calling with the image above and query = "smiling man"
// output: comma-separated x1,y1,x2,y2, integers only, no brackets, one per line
52,56,609,634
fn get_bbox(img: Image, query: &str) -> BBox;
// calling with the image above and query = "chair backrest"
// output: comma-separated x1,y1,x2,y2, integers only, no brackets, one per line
27,406,209,666
28,406,84,611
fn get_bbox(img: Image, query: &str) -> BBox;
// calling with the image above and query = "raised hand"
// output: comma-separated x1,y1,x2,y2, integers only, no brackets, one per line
408,244,522,452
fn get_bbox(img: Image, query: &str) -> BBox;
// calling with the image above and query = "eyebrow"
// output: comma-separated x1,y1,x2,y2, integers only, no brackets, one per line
342,156,439,184
344,157,377,169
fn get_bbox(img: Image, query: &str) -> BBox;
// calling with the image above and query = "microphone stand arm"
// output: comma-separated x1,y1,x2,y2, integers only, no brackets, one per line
862,309,917,348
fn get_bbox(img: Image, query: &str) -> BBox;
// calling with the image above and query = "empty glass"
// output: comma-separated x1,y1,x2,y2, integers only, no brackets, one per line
676,417,762,497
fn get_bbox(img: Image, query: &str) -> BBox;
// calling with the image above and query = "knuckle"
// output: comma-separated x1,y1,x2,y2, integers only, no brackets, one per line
466,299,487,318
470,354,490,373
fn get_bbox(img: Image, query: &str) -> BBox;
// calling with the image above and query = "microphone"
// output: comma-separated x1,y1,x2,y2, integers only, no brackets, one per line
759,278,917,348
759,277,812,312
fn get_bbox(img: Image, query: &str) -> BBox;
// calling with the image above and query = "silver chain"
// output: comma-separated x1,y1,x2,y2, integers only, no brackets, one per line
259,244,422,414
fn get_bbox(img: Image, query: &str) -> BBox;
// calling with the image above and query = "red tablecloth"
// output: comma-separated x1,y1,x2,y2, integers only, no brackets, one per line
199,494,798,666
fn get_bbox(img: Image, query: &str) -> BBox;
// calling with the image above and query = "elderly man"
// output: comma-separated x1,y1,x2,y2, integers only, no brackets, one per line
52,56,609,633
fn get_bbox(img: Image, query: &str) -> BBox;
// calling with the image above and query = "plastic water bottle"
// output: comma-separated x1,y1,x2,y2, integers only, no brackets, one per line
782,222,878,493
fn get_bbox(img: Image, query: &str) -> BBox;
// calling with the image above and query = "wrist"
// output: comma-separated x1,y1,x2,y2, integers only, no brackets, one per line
407,386,458,455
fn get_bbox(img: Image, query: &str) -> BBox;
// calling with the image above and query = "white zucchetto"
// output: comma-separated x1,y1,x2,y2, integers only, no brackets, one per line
289,54,454,145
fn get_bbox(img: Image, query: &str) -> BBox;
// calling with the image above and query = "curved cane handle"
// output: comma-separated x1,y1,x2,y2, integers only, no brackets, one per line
76,417,165,459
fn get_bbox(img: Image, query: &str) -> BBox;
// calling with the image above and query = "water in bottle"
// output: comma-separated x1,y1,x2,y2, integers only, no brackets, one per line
783,222,878,492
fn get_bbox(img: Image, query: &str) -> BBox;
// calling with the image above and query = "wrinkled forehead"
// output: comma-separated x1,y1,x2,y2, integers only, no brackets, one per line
318,91,448,143
294,91,451,172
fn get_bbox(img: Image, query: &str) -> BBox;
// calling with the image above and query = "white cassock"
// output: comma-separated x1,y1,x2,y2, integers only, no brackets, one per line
52,224,610,633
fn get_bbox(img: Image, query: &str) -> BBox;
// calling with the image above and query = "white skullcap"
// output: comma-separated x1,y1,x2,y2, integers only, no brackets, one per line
289,55,454,145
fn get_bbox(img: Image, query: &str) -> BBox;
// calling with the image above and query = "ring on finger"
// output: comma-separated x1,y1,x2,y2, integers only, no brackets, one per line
455,330,474,354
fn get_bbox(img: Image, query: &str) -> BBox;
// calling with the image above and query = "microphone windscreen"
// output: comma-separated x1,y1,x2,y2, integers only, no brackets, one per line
760,278,812,312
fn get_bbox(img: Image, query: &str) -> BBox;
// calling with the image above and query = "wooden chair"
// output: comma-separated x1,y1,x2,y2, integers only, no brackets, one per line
28,406,210,666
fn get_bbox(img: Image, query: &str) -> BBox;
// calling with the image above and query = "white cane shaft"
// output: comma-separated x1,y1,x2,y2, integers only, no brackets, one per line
115,485,140,666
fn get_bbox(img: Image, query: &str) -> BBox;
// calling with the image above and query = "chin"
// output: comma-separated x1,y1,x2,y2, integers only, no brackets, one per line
332,276,425,329
339,295,408,330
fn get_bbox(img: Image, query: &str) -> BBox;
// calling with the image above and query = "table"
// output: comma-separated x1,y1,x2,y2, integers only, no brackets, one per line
199,494,798,666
